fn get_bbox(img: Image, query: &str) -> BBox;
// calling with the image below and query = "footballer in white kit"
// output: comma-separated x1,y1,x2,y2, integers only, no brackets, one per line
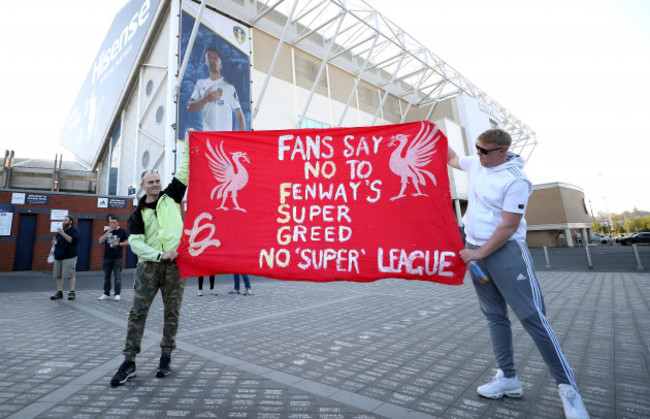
190,77,241,131
187,48,246,132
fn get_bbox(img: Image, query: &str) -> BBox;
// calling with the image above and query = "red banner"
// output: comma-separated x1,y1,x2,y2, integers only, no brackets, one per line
177,121,466,285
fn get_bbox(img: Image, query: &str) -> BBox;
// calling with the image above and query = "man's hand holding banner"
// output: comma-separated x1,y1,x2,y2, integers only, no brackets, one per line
177,121,466,285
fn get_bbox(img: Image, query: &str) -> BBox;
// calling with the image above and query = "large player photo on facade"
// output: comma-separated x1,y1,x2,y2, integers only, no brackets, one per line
177,0,251,140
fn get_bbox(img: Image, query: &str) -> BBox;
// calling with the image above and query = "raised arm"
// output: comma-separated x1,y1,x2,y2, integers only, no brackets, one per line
447,145,461,170
98,228,111,244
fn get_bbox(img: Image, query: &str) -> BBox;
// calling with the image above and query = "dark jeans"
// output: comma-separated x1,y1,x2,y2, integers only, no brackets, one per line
234,274,251,290
103,258,123,296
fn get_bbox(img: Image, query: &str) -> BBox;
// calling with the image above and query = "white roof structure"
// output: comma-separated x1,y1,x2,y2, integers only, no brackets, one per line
191,0,537,159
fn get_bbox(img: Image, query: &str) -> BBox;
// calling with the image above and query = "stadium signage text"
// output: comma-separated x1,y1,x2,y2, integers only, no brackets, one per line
93,0,151,86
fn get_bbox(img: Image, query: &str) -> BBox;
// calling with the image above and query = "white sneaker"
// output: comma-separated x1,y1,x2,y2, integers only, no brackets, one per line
477,369,523,399
114,295,121,301
197,290,203,296
243,288,252,296
209,289,217,295
228,289,240,295
98,294,110,300
558,384,589,419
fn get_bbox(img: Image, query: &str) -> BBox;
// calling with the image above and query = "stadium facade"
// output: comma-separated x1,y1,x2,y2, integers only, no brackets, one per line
0,0,598,273
60,0,538,221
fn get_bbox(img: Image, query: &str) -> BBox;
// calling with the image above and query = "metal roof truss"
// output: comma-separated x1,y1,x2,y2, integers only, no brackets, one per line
201,0,536,156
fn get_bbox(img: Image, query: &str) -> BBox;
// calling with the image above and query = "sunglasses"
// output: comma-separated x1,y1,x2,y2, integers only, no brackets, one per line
475,144,504,155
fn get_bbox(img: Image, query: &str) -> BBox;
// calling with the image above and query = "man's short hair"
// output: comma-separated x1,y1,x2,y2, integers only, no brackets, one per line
140,169,159,182
478,129,512,148
108,215,119,222
205,47,220,58
65,215,75,224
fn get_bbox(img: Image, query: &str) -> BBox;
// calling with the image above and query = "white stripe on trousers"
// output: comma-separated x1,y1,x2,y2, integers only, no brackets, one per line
517,239,576,388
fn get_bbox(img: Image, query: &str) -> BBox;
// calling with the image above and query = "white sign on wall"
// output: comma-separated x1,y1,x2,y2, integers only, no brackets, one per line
0,212,13,236
11,193,26,205
50,209,69,221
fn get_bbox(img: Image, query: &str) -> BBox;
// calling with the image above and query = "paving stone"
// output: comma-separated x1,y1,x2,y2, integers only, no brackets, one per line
0,271,648,418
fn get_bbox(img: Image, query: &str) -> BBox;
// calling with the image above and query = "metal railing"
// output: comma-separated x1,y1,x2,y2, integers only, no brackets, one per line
538,244,645,272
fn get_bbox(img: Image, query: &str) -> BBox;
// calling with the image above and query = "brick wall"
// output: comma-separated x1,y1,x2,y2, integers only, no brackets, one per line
0,190,136,272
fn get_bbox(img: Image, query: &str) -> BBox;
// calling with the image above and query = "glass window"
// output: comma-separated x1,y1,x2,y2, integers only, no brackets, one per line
299,118,330,129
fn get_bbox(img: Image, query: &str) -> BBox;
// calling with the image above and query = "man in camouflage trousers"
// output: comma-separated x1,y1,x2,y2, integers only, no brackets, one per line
110,132,192,387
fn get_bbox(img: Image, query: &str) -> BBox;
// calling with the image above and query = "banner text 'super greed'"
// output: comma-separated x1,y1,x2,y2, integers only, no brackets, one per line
177,121,466,284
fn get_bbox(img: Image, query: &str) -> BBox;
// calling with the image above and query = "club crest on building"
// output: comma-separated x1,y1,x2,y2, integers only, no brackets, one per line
233,26,246,44
206,139,250,212
388,121,440,200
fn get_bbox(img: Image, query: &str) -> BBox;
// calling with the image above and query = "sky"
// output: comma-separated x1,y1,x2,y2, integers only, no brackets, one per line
1,0,649,215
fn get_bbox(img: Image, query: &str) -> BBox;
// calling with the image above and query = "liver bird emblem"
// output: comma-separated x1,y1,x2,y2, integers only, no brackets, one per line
388,122,440,200
206,139,250,212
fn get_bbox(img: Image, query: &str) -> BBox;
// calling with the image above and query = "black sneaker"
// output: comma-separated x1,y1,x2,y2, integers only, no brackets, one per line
50,292,63,300
156,353,171,378
110,360,136,387
68,291,76,300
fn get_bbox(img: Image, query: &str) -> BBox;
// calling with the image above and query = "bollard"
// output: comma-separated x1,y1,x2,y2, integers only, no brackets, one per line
632,244,645,271
584,245,593,270
543,246,551,269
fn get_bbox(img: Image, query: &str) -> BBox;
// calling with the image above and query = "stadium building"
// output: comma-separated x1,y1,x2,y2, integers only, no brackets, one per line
60,0,537,217
1,0,598,272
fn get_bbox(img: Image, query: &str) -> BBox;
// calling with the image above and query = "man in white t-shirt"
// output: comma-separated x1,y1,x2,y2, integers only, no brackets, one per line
447,129,589,419
188,48,245,132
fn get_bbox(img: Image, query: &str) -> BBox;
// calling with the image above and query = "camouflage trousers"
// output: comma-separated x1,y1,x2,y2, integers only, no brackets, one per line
122,261,186,359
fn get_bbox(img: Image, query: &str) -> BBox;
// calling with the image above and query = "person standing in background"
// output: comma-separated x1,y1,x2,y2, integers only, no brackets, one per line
228,274,252,296
98,215,129,301
197,275,216,296
50,214,79,301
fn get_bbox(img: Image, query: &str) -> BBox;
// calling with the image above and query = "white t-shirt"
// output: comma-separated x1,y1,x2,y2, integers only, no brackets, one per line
190,77,241,131
459,153,532,246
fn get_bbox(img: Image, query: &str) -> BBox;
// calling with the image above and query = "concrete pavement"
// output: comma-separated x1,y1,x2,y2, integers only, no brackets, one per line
0,269,649,418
